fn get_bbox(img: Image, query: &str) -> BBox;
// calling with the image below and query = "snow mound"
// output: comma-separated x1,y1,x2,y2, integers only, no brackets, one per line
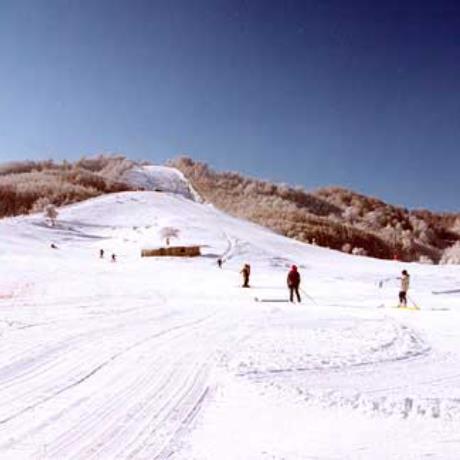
230,318,429,376
122,165,201,201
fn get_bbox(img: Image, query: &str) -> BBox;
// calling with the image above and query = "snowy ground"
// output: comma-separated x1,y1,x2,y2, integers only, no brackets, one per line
1,184,460,459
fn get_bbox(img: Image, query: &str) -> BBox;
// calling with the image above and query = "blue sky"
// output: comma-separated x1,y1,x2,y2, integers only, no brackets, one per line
0,0,459,211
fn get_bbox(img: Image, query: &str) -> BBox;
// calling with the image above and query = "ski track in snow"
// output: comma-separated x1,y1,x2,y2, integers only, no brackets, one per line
0,296,229,458
1,187,460,459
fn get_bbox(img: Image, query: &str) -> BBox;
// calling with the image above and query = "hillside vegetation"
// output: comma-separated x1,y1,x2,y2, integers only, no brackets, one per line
169,157,460,263
0,155,134,217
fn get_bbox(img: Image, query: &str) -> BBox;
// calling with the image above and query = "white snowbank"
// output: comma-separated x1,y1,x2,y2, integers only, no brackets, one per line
121,165,201,201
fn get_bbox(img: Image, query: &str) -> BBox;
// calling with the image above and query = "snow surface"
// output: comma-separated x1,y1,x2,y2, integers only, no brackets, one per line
1,189,460,459
121,165,201,201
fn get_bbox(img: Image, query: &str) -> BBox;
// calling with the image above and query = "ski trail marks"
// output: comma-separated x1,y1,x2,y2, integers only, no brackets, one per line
0,303,229,459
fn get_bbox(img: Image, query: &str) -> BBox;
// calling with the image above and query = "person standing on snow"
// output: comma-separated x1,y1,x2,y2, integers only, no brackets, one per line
241,263,250,288
287,265,301,303
398,270,410,307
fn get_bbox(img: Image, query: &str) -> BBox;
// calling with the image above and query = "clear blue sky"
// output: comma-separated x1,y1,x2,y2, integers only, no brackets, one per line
0,0,459,211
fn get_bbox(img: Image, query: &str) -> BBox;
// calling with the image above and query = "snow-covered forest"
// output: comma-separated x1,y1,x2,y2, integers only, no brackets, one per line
171,156,460,264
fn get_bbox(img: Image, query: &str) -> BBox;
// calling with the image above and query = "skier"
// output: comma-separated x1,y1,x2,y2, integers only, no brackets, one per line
100,249,104,258
241,263,250,288
287,265,301,303
217,258,223,268
398,270,410,307
50,243,58,249
111,253,117,263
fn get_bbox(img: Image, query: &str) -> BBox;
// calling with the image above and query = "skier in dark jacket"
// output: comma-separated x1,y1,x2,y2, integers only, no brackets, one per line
241,263,250,288
287,265,301,303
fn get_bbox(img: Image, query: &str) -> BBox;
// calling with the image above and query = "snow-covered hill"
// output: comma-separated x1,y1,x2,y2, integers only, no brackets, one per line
122,164,201,201
1,190,460,459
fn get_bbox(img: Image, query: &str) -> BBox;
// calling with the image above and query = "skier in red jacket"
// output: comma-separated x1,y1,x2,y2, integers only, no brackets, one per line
287,265,301,303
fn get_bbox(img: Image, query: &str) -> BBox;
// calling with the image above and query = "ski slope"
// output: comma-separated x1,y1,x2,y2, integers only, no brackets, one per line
1,188,460,459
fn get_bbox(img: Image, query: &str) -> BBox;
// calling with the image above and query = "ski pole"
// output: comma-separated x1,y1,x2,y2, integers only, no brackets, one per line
407,294,420,310
300,287,318,305
378,277,396,288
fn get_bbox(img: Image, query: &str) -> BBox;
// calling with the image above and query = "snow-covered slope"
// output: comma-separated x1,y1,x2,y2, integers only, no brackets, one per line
0,190,460,459
122,165,201,201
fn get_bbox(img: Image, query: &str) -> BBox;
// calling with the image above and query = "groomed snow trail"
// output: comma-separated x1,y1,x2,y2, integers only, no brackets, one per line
1,189,460,459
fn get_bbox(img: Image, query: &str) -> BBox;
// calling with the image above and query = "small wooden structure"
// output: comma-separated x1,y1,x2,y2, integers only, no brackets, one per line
141,245,201,258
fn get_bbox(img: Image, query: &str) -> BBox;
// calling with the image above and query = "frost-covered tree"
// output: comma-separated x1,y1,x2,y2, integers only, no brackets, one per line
401,230,413,250
419,255,434,264
362,210,383,229
31,196,51,213
351,247,367,256
452,217,460,236
160,227,180,246
440,242,460,265
45,204,58,227
342,206,360,224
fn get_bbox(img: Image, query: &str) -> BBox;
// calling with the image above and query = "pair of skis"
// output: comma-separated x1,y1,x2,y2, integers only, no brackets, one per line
395,304,420,311
254,288,317,305
254,297,289,303
378,298,421,311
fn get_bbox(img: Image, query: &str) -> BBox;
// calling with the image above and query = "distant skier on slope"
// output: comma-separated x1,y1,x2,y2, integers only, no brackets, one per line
287,265,301,303
241,263,250,288
217,258,223,268
398,270,410,307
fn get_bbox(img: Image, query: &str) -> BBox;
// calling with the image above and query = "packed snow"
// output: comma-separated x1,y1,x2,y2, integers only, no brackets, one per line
121,164,201,201
1,185,460,459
